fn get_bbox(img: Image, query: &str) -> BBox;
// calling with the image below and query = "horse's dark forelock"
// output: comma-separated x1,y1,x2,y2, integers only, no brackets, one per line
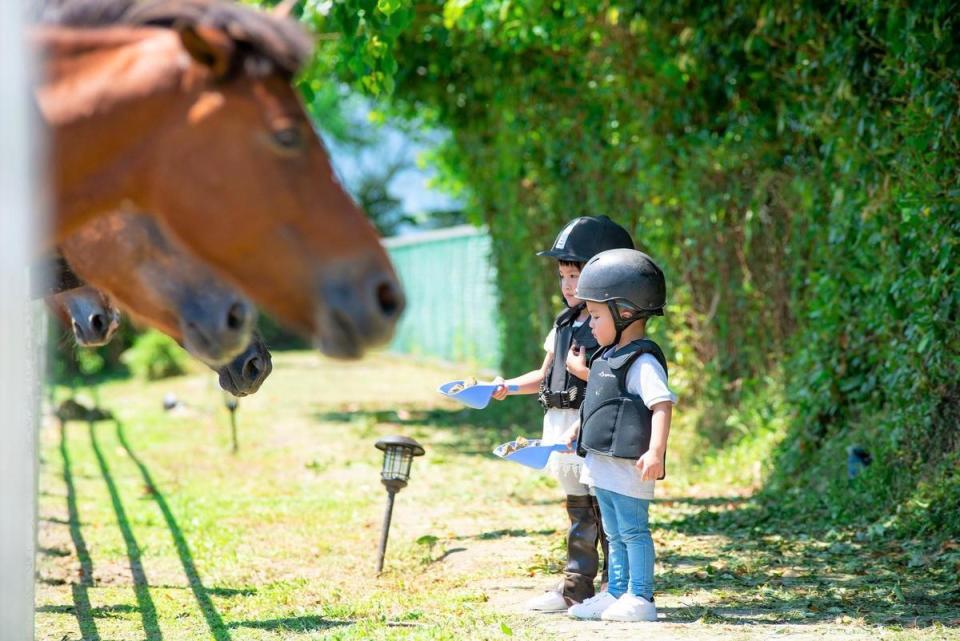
40,0,312,75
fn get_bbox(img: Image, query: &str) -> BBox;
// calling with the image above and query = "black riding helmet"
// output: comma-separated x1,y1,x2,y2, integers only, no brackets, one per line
576,248,667,344
537,215,634,263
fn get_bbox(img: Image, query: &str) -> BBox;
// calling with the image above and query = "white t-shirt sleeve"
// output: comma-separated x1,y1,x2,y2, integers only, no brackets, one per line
544,320,586,353
543,328,556,353
625,354,677,408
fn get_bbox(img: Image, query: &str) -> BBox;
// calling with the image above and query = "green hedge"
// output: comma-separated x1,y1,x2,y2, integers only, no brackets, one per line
306,0,960,535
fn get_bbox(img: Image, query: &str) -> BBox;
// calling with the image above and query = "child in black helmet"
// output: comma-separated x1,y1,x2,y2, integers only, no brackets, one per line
491,216,634,612
562,248,676,623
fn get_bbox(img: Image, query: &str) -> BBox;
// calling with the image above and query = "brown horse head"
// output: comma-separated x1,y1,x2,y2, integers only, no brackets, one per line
47,285,120,347
37,0,404,358
60,212,256,366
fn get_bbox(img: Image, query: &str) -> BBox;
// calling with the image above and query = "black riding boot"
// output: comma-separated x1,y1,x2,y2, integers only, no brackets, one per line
562,494,601,603
591,494,609,592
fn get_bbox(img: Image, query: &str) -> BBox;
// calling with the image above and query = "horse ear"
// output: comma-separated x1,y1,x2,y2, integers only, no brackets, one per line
178,25,235,79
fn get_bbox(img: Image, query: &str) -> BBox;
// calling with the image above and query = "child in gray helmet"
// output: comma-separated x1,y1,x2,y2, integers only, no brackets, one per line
562,248,676,623
491,216,634,612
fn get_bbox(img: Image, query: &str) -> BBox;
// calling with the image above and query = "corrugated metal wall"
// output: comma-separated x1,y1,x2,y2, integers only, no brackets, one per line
384,226,501,369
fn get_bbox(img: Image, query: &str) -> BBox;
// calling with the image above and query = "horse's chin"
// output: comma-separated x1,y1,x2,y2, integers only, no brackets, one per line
72,325,112,348
74,334,112,348
184,338,235,369
313,311,364,360
217,368,245,397
181,323,250,369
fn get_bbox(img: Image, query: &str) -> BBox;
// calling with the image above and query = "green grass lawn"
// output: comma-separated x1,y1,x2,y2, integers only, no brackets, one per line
36,351,959,640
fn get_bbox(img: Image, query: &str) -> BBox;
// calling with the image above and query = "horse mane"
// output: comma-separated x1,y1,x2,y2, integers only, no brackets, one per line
39,0,311,76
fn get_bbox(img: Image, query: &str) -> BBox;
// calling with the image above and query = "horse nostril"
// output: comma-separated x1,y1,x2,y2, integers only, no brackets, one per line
242,356,262,380
89,313,105,334
226,302,247,331
375,281,401,318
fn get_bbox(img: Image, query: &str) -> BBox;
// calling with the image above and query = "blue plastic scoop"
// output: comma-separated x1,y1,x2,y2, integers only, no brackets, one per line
438,380,519,410
493,439,569,469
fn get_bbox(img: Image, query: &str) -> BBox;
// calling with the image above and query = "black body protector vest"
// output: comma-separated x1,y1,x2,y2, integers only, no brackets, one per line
576,339,669,479
538,304,599,410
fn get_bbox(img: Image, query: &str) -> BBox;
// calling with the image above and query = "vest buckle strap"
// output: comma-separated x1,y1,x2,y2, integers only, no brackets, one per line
538,386,581,410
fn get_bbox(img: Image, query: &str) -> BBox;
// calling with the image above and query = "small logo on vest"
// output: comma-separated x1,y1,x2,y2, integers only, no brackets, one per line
597,371,616,379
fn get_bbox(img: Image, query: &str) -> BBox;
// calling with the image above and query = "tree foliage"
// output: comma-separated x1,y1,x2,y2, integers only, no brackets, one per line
299,0,959,536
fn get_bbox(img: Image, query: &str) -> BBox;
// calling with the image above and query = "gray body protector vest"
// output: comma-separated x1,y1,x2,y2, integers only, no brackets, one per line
539,304,599,410
575,339,669,479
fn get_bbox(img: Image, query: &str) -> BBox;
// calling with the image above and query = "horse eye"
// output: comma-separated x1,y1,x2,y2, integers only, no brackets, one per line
271,126,305,153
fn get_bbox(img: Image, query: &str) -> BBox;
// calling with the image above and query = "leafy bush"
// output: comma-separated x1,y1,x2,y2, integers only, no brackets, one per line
120,330,187,381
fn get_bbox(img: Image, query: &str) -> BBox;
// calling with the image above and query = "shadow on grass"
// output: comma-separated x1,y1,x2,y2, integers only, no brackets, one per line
38,545,70,557
310,406,534,459
311,406,517,431
36,603,141,619
434,547,468,562
110,584,257,597
460,528,558,541
114,420,345,638
658,496,750,508
114,419,233,641
54,412,354,639
650,494,960,628
656,552,716,566
35,605,78,615
227,615,350,632
89,420,162,641
207,587,258,597
59,419,100,641
509,496,565,507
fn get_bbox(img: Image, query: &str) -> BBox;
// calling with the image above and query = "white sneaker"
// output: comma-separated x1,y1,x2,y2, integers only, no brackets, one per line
567,591,617,619
523,589,570,613
600,593,657,622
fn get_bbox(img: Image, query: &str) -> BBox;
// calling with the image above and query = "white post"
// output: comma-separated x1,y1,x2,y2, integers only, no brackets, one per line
0,0,39,638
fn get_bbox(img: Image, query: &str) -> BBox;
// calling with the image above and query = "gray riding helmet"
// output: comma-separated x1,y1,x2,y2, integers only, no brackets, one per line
537,216,634,263
576,248,666,317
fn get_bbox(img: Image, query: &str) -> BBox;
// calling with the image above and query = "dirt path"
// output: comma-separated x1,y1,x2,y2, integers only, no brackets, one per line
429,488,958,640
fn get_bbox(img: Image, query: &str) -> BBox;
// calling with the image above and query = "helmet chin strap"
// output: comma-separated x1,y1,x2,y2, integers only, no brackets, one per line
606,301,642,346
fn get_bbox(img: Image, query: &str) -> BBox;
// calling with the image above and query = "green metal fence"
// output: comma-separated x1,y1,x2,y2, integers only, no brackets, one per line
385,226,501,370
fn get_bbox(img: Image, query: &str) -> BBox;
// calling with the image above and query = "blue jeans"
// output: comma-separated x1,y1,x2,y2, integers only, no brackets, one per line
594,488,654,600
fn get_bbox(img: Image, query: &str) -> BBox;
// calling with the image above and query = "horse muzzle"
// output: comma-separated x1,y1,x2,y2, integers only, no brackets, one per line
313,258,405,359
216,335,272,396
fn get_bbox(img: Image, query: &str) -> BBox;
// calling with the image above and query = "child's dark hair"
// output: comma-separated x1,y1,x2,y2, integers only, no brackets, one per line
559,259,584,271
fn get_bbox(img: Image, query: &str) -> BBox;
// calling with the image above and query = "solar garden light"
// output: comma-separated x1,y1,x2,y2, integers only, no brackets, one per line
374,435,425,574
223,391,239,453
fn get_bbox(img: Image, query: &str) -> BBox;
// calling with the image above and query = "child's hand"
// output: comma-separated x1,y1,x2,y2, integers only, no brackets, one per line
565,343,587,377
561,424,580,450
636,449,664,481
491,376,509,401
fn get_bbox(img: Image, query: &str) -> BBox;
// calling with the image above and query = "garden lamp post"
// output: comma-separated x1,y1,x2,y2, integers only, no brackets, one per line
374,435,425,574
223,391,239,453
